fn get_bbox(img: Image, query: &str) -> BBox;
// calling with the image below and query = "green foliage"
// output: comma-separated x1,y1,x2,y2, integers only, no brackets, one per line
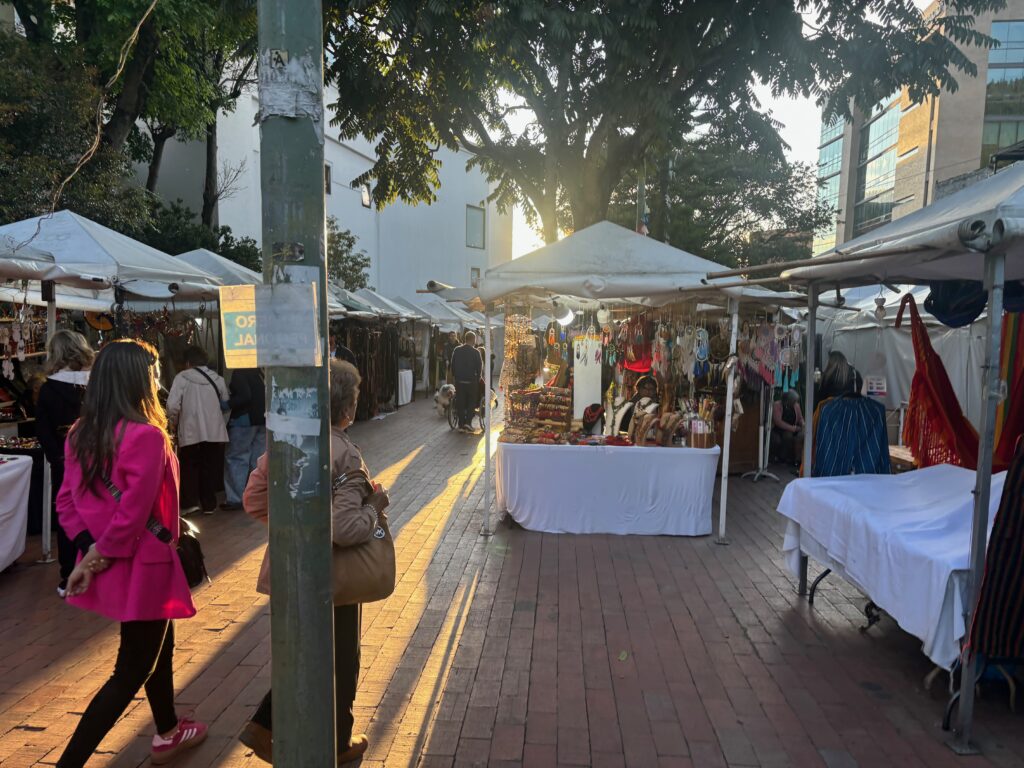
323,0,1001,240
608,131,834,269
132,199,261,271
326,216,370,291
0,32,149,232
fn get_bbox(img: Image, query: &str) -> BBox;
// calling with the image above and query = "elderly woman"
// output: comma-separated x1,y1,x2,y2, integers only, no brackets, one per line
36,329,95,597
239,360,390,764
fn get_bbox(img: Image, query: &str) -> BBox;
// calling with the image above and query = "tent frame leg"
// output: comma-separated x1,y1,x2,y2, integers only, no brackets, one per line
949,251,1004,756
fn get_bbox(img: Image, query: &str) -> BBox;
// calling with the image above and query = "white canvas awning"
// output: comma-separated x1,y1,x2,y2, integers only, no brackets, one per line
0,210,221,299
355,288,425,320
390,296,457,328
783,162,1024,286
0,235,59,281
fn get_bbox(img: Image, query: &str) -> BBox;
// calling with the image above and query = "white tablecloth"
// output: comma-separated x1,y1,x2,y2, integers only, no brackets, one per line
0,455,33,571
397,370,413,406
496,442,719,536
777,465,1007,669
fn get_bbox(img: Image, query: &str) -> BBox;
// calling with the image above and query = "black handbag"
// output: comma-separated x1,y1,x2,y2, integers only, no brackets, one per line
104,478,210,589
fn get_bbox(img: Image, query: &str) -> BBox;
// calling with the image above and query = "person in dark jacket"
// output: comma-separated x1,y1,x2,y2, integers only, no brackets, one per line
35,329,94,597
449,331,483,432
221,368,266,511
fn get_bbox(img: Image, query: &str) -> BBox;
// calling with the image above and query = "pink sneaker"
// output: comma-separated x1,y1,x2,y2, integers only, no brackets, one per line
151,717,208,764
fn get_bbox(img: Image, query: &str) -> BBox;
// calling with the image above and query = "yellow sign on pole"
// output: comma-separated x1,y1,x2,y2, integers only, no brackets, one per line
219,285,258,369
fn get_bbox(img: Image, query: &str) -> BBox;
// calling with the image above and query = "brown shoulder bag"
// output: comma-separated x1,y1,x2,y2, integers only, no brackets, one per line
331,468,396,606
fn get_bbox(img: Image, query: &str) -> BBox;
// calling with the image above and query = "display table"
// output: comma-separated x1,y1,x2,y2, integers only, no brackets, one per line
497,442,720,536
397,369,413,406
0,446,44,535
777,465,1007,669
0,455,33,571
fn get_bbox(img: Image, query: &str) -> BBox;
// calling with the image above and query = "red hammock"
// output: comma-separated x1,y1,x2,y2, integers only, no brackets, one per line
896,294,1024,472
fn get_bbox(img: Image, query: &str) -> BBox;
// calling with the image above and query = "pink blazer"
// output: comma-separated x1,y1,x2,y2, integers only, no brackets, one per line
57,421,196,622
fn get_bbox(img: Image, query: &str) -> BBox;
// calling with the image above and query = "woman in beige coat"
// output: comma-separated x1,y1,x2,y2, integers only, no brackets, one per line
239,360,389,764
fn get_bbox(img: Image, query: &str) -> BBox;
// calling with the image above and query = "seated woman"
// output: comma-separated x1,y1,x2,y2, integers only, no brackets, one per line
771,389,805,466
613,375,660,435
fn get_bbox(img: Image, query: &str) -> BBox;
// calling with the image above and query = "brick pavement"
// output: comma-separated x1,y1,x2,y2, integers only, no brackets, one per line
1,399,1022,767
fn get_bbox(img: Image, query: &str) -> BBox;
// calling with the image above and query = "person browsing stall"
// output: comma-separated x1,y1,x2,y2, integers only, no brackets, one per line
166,346,229,515
220,368,266,512
35,330,94,598
449,331,483,432
771,389,805,467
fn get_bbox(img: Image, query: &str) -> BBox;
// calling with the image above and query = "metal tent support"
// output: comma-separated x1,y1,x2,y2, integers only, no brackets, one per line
481,311,494,537
716,299,739,545
37,295,57,564
797,286,818,596
950,250,1006,755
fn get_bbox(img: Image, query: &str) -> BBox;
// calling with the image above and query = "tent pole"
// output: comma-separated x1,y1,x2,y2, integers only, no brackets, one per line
481,311,494,537
798,286,818,595
951,250,1005,755
717,299,739,544
38,297,57,563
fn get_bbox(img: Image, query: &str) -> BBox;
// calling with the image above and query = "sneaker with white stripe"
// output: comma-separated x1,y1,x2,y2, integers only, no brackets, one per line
151,717,208,764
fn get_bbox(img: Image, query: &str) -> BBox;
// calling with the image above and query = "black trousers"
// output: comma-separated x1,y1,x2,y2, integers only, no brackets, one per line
58,621,178,768
252,603,361,751
52,463,76,582
455,380,479,428
178,441,224,511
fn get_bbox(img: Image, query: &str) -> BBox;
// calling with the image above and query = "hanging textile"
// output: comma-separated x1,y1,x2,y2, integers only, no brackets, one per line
996,313,1024,450
967,444,1024,660
897,294,980,469
899,294,1024,472
812,395,891,477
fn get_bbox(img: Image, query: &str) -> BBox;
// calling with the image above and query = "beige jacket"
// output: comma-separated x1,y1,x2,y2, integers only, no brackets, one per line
245,426,377,595
166,367,229,447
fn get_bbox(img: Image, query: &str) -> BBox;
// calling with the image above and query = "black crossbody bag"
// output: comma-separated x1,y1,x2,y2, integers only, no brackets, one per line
102,478,210,589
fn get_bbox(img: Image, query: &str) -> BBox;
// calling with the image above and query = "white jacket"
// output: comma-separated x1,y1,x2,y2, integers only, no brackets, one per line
166,366,230,447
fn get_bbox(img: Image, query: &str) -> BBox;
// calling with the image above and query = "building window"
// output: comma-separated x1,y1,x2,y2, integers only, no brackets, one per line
324,164,332,195
983,21,1024,166
819,117,843,146
466,205,485,249
470,267,481,287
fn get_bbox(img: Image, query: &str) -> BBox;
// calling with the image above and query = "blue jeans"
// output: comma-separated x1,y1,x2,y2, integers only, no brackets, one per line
224,424,267,505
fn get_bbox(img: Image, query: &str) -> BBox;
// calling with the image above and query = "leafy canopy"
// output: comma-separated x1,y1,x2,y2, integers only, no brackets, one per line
326,216,371,291
324,0,1002,241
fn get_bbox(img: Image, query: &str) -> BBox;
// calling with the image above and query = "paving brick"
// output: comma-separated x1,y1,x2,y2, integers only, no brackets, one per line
1,400,1021,767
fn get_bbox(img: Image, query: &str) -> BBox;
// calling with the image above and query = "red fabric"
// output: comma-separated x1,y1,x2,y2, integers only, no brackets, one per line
896,294,979,469
57,421,195,622
897,295,1024,473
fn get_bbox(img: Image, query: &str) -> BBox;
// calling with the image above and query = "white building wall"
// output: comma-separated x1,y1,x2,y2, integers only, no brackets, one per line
140,87,513,299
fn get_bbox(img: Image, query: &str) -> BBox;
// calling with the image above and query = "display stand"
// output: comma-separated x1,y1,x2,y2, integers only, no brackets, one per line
741,383,779,483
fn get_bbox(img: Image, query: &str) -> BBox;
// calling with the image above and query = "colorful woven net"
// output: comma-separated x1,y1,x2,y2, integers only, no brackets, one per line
897,294,1024,472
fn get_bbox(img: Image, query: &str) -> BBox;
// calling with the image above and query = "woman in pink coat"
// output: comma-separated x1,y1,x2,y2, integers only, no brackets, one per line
56,340,207,767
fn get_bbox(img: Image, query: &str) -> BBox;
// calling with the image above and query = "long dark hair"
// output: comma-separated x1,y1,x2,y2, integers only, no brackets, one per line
69,339,168,490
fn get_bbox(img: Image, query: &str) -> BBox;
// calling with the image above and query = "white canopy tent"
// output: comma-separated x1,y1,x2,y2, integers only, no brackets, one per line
354,288,424,321
476,220,800,542
390,296,460,331
776,162,1024,753
0,236,59,281
0,211,221,299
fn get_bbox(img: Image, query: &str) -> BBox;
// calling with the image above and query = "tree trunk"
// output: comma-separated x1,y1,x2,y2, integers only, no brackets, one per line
146,127,176,193
101,19,160,151
201,120,218,229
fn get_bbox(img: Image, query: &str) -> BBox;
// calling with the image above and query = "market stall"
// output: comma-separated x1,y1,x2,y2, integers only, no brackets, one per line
0,453,32,572
475,221,803,538
722,161,1024,751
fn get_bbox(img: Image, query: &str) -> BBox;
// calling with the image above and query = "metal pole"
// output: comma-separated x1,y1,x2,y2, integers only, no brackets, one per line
481,312,493,536
257,1,335,764
798,285,818,595
952,251,1005,755
38,297,57,562
716,300,739,544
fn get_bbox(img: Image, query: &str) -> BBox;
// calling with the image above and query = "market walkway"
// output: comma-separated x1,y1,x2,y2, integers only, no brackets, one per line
0,399,1022,768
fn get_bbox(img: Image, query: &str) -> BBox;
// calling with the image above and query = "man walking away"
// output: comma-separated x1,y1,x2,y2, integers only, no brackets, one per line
221,368,266,511
167,346,229,515
450,331,482,432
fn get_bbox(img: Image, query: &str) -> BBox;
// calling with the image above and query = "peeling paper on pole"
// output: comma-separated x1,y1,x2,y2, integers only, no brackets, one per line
256,49,324,144
267,379,323,499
